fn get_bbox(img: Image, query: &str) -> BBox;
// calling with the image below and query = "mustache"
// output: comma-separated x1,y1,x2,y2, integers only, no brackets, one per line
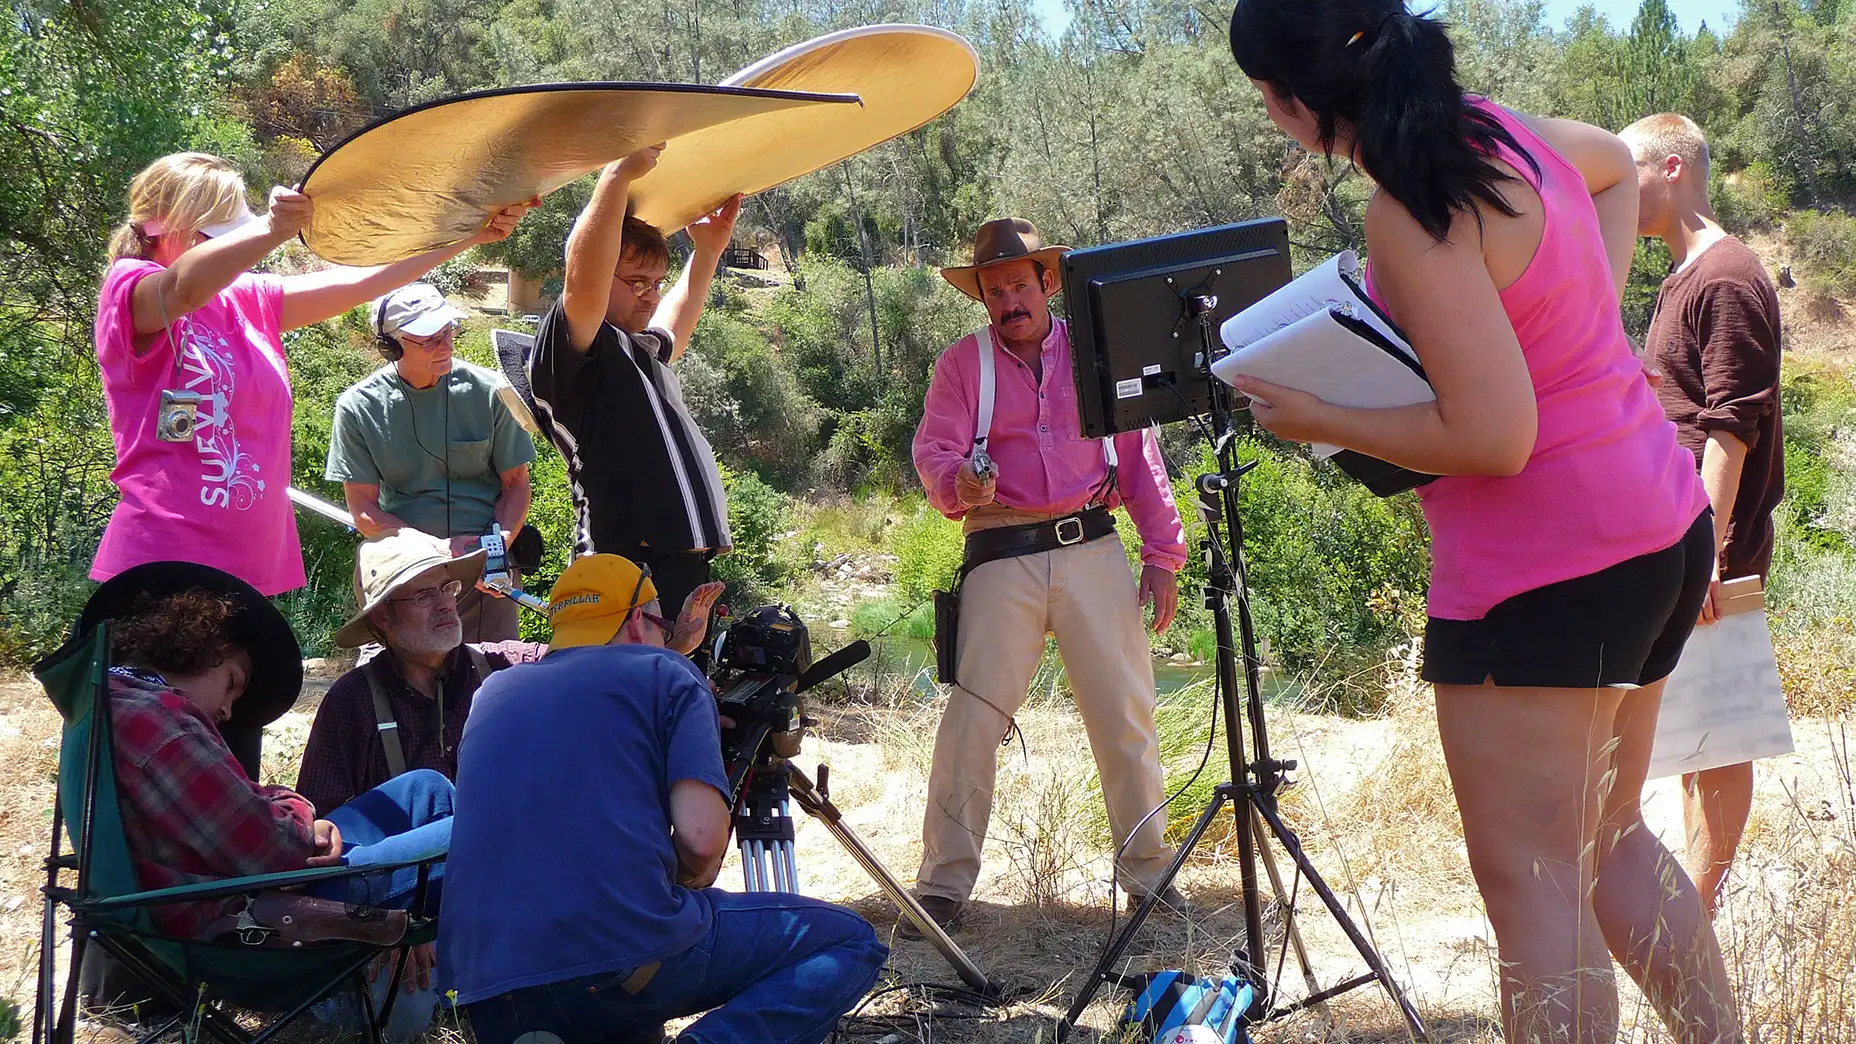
1000,309,1033,323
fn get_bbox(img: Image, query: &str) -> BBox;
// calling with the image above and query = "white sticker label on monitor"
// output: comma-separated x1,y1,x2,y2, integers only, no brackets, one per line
1115,378,1144,399
1142,364,1162,376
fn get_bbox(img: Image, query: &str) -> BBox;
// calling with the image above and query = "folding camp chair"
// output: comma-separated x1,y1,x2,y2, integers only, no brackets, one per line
32,621,446,1044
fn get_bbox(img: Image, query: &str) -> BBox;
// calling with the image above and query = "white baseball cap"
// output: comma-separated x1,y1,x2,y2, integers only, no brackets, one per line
373,282,468,339
142,206,262,240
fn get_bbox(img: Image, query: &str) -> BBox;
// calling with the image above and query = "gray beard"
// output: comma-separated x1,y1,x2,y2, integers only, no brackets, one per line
392,619,463,660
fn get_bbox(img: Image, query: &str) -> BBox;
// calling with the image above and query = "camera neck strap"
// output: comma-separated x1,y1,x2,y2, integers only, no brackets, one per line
971,324,1117,478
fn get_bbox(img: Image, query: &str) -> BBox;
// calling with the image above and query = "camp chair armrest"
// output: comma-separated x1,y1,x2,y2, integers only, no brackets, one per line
85,850,448,910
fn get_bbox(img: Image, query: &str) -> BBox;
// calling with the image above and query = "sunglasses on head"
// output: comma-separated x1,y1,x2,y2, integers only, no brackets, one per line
617,563,667,637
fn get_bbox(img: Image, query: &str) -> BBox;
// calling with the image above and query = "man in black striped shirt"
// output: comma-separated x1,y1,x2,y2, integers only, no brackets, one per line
527,142,740,616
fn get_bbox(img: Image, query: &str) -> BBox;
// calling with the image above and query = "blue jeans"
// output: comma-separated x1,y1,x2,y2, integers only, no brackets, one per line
309,768,453,913
464,890,889,1044
306,770,454,1041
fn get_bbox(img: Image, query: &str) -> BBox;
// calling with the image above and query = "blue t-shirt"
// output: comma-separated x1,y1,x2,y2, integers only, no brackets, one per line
440,644,731,1004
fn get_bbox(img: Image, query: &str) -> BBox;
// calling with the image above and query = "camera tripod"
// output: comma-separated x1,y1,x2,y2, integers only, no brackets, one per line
722,668,1000,998
1056,293,1428,1041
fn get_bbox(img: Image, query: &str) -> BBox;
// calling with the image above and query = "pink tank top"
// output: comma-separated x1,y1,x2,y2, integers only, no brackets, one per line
1367,100,1707,620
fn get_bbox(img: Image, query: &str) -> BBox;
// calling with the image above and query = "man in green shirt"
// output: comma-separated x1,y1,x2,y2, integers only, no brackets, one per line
327,283,536,641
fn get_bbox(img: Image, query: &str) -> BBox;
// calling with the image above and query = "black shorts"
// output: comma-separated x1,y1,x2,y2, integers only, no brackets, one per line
1422,510,1714,688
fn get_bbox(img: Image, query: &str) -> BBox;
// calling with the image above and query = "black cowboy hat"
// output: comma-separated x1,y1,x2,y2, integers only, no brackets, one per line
79,561,302,730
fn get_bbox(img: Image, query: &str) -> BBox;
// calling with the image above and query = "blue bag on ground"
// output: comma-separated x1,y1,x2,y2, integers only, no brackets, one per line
1115,968,1254,1044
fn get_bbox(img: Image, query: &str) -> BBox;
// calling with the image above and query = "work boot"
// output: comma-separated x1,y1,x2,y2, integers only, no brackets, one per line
1128,884,1202,920
896,895,965,941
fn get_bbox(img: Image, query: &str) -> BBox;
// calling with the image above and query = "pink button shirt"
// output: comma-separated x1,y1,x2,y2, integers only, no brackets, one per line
913,319,1188,572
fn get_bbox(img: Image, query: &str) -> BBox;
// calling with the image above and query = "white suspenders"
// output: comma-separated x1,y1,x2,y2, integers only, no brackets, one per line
971,326,1117,470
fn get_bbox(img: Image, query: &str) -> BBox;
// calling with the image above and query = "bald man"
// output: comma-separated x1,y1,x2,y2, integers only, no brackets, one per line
1621,112,1785,916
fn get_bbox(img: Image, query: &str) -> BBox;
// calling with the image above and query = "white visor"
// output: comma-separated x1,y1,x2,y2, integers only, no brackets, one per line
142,207,260,240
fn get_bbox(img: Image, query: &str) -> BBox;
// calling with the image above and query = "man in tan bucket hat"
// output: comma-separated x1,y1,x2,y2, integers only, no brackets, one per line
903,218,1192,937
295,530,548,813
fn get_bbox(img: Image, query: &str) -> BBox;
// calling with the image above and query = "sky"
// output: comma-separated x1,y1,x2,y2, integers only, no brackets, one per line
1031,0,1742,41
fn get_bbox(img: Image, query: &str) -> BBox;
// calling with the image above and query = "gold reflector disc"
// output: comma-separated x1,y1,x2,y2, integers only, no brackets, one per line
627,25,979,232
299,83,859,266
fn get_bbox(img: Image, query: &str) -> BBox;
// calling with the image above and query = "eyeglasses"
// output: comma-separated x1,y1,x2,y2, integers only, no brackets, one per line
619,275,669,297
638,611,673,636
391,578,463,608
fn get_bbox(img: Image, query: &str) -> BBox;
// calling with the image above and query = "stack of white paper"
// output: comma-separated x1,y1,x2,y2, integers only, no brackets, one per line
1649,578,1795,779
1211,251,1433,461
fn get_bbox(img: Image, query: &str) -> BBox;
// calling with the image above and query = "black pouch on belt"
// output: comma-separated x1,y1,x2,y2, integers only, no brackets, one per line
931,506,1116,688
933,587,961,685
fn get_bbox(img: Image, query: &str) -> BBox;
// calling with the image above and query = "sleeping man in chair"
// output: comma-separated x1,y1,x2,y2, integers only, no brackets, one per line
86,561,455,1027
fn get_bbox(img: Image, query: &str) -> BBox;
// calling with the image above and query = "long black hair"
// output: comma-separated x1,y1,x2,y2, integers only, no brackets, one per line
1229,0,1540,243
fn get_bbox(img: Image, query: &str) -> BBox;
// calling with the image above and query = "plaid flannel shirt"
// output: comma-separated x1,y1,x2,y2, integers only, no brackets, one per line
109,672,316,938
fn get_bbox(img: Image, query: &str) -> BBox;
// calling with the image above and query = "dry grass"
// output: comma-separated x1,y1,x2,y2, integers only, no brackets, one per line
3,651,1852,1043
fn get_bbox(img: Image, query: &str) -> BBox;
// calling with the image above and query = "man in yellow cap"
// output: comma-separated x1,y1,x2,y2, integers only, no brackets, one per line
440,555,886,1044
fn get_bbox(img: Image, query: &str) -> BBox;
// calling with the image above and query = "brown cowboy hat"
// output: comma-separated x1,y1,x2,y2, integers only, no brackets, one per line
939,218,1069,301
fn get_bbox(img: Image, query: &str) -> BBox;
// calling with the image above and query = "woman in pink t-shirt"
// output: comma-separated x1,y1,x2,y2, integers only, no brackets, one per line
1224,2,1737,1042
94,153,531,768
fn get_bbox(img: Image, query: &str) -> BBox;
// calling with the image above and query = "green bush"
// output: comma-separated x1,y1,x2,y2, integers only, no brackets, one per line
1186,436,1431,712
1714,162,1789,235
849,596,936,640
1766,361,1856,715
891,502,965,602
712,465,794,607
424,250,479,296
0,994,19,1041
683,307,822,486
1783,209,1856,301
0,361,118,665
1774,367,1856,557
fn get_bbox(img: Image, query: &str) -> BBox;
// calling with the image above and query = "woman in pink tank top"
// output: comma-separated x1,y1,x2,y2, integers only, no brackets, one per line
1227,2,1737,1041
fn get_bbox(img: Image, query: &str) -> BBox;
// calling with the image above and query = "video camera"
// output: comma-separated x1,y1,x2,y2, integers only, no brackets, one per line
711,605,815,770
706,605,868,894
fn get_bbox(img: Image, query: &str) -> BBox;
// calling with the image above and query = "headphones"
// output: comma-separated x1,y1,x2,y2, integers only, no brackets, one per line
374,287,405,362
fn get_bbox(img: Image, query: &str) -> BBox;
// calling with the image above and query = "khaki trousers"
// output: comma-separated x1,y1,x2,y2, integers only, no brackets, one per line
916,526,1173,902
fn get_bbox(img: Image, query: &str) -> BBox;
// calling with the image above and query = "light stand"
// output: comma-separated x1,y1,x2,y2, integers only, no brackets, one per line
1056,292,1428,1041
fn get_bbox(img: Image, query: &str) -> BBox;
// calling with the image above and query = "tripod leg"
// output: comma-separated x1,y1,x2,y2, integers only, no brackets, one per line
1253,799,1429,1042
776,838,798,893
743,840,762,892
778,796,800,892
1252,807,1331,1027
784,768,997,996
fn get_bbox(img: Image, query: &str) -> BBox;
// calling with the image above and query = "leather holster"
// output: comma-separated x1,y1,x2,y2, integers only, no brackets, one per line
205,893,409,949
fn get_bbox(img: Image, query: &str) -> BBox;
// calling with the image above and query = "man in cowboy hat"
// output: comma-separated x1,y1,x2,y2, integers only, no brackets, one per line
442,555,886,1044
905,218,1191,936
295,530,550,815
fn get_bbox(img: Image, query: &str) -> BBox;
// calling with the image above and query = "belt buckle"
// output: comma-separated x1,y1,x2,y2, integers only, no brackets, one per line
1054,516,1085,546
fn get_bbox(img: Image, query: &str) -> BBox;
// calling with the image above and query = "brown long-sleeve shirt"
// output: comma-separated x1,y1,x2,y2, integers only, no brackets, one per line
1648,236,1784,580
